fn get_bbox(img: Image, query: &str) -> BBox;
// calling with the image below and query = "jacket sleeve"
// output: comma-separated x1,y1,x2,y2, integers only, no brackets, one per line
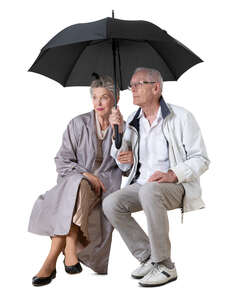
111,141,133,172
169,112,210,184
110,120,133,172
54,119,89,177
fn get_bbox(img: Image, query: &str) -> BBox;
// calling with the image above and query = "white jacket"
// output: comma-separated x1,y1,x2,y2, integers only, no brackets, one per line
111,96,210,217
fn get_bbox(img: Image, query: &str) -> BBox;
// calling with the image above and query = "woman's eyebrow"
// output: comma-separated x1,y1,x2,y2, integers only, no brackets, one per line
93,94,109,97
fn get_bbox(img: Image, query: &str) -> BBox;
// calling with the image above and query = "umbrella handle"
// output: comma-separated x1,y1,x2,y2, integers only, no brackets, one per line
114,125,122,149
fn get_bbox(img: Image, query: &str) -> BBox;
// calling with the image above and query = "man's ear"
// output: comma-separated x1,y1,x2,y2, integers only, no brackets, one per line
151,85,156,95
152,83,160,96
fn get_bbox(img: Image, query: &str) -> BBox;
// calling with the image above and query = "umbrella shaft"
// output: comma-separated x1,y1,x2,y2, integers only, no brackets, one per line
112,38,118,108
112,37,122,149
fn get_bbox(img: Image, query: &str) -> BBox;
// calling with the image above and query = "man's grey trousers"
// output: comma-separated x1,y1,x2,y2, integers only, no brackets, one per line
102,181,185,263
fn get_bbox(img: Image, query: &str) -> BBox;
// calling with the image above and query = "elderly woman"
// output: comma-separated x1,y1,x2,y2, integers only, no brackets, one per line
28,75,123,286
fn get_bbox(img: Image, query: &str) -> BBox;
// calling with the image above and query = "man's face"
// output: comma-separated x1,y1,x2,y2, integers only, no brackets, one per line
130,72,159,107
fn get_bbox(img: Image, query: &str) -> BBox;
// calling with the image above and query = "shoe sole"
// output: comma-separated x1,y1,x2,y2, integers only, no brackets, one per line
32,274,56,287
65,269,82,275
131,274,144,279
139,276,177,287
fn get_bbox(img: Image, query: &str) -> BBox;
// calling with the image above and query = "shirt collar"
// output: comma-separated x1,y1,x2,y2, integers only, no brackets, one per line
137,105,162,122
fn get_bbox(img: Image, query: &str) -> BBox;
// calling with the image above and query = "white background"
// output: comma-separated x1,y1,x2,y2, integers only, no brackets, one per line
1,0,229,299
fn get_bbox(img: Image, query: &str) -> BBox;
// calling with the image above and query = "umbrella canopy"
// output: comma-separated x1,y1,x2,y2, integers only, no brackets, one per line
29,17,203,90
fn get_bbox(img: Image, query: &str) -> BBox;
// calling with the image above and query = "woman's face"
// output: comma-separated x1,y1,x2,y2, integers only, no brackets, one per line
92,87,115,118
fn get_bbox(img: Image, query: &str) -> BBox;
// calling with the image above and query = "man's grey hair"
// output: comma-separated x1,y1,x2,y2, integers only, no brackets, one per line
90,75,120,99
132,67,163,91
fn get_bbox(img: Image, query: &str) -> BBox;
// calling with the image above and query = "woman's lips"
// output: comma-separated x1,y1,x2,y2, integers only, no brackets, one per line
96,108,104,111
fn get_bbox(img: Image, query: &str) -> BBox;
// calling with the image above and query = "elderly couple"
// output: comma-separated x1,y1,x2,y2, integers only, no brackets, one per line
28,67,210,287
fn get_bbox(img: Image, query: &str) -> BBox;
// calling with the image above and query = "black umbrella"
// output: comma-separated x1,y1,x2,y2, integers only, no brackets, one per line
29,11,203,148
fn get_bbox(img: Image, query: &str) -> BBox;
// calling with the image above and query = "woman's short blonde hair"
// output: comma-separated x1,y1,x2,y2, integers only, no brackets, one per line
90,75,120,99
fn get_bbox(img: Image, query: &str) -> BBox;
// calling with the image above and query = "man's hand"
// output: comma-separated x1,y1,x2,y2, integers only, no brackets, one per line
83,172,106,196
117,151,134,164
148,170,178,183
109,106,124,134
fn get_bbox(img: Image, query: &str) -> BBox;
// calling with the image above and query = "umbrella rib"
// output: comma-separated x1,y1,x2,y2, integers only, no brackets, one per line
146,41,177,80
63,41,90,87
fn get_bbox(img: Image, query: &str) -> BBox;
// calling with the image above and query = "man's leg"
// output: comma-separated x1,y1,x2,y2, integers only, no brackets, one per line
138,181,185,264
103,183,151,263
136,181,184,287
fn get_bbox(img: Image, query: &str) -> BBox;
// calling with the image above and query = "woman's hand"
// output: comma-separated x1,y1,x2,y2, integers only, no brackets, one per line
117,151,134,164
83,172,106,196
109,106,124,134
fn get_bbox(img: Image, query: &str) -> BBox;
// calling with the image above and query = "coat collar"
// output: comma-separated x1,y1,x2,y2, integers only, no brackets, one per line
129,95,171,129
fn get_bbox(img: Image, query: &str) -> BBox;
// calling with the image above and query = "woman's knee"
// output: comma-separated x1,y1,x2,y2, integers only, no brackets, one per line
79,178,91,191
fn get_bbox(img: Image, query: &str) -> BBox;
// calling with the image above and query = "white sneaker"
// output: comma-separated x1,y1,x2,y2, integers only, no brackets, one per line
139,263,177,287
131,258,154,279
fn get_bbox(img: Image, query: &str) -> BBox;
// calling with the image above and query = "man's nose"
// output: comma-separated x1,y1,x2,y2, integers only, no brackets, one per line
131,85,139,92
131,85,136,91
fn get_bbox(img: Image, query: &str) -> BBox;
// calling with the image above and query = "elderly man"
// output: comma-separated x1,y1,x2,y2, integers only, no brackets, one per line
103,67,210,287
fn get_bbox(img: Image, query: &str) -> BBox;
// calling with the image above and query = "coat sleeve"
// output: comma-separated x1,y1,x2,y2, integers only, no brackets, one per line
54,119,89,177
169,112,210,184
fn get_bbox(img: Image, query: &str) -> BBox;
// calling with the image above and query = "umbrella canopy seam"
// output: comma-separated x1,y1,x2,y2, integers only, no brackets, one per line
146,40,177,80
63,42,91,87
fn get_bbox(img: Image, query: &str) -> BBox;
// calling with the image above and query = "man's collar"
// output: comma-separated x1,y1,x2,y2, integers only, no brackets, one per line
132,95,171,121
137,105,162,120
159,95,172,119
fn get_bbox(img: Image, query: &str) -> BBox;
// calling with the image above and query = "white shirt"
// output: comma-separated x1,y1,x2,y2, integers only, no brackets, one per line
136,106,170,185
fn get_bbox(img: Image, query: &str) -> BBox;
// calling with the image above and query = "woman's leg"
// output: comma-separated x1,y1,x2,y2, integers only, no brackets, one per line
64,223,79,266
35,223,79,277
63,179,96,267
36,235,65,277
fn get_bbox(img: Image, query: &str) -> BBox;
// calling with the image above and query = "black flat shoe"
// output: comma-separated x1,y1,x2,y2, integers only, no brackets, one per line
63,259,82,274
32,269,56,286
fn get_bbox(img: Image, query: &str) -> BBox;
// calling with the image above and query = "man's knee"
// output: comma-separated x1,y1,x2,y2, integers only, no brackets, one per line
139,182,163,207
102,191,119,218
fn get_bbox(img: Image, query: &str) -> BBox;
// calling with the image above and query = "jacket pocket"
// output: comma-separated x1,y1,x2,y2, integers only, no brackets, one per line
179,144,187,161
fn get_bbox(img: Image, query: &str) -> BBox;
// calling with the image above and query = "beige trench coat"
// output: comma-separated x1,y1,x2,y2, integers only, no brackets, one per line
28,110,123,274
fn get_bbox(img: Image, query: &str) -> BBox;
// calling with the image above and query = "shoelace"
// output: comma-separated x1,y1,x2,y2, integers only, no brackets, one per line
140,260,151,268
140,256,152,267
144,263,161,279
